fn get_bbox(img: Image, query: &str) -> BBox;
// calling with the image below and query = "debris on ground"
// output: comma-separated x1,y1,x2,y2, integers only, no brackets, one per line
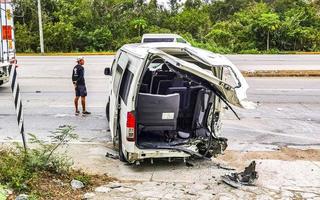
105,152,119,159
221,161,258,188
216,163,236,171
83,192,96,199
15,194,28,200
71,179,85,189
105,148,119,160
186,161,194,167
94,186,111,193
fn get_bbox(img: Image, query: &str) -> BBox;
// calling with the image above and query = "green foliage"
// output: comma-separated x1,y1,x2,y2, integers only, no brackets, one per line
0,125,78,192
0,185,8,200
13,0,320,53
130,19,148,36
74,174,91,185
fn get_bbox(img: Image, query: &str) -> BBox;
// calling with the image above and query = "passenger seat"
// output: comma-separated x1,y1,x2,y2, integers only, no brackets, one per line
150,75,169,94
137,93,180,131
150,71,176,94
157,79,189,95
166,87,188,110
192,89,211,137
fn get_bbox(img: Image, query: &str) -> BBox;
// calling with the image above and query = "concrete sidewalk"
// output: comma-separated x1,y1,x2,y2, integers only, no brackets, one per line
66,143,320,199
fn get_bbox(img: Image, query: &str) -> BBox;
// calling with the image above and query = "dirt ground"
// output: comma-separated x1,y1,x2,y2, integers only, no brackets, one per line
218,147,320,169
64,143,320,199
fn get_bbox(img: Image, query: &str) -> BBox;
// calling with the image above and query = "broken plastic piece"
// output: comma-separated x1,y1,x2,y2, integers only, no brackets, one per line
221,161,258,188
106,152,119,160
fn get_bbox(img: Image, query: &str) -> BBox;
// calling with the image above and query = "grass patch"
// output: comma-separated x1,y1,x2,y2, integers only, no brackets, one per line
0,125,116,199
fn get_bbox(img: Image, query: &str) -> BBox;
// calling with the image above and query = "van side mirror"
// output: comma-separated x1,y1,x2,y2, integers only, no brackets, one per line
104,67,111,76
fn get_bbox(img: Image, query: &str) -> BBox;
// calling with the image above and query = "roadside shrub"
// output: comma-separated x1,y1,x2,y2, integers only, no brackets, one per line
239,49,261,54
0,125,78,192
260,48,280,54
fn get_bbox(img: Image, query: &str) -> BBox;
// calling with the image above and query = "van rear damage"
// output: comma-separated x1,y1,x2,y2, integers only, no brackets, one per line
129,46,253,163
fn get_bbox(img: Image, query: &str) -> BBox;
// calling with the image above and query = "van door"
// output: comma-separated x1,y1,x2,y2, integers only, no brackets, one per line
109,52,129,140
148,49,254,109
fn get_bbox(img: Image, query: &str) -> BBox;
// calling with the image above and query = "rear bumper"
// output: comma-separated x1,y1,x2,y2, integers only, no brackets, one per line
126,147,191,163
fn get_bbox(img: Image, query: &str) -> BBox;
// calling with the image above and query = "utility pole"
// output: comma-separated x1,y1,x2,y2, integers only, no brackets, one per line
37,0,44,55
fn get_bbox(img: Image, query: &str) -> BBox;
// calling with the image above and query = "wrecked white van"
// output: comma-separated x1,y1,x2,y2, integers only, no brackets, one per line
104,42,253,163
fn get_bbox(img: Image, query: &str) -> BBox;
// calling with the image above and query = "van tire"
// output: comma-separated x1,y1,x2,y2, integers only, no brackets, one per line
118,129,126,162
106,100,110,122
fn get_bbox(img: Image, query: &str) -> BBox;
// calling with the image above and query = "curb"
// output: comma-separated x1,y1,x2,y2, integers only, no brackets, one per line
242,70,320,77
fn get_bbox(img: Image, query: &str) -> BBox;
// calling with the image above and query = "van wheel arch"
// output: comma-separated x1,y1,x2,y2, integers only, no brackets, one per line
117,125,127,162
106,98,110,121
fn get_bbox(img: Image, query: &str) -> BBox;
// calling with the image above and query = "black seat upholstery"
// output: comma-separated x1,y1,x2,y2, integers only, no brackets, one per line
142,70,152,85
140,84,149,93
157,71,176,79
166,87,188,110
166,86,204,130
157,79,189,95
186,86,203,111
150,75,169,94
137,93,180,131
157,80,172,95
192,89,211,137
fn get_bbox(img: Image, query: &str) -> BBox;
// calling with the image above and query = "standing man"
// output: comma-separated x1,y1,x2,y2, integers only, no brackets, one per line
72,56,91,115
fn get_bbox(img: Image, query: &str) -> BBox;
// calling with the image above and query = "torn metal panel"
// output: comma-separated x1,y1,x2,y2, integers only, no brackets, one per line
221,161,259,188
147,48,255,109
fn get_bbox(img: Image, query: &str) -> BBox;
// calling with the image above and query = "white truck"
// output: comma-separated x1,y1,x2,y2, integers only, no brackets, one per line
0,0,16,86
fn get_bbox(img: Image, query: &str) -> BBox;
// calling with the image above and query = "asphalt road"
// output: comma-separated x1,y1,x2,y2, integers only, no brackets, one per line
226,54,320,71
0,56,319,151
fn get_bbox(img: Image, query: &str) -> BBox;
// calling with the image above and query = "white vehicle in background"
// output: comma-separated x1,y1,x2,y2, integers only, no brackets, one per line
141,33,190,45
104,42,253,164
0,0,16,86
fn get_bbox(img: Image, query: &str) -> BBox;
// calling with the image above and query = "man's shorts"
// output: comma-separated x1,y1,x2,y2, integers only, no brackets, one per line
75,85,87,97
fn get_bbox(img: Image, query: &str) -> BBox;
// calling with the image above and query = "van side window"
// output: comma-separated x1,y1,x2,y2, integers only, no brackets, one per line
119,68,134,104
113,65,123,95
110,59,116,74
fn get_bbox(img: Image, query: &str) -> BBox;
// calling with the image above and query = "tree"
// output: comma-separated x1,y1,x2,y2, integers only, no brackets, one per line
11,0,320,53
256,13,280,50
131,19,147,36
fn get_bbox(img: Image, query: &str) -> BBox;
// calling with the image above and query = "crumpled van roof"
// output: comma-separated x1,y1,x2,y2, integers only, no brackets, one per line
121,42,232,67
120,42,255,109
122,42,218,57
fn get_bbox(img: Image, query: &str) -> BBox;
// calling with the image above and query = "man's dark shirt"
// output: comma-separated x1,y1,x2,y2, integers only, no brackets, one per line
72,64,85,86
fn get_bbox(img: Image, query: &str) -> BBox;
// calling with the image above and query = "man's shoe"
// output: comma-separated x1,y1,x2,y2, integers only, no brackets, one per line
75,110,80,115
83,111,91,115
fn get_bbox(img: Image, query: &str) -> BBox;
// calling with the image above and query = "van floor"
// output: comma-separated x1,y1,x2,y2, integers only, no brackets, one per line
137,131,190,148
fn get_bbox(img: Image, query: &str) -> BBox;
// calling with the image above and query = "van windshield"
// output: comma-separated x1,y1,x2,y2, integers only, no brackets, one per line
176,38,187,43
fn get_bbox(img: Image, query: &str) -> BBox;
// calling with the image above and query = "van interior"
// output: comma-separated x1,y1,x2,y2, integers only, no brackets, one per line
135,56,227,157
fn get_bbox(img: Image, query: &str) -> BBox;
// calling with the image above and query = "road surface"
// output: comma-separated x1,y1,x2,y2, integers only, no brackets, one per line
0,56,319,151
226,54,320,71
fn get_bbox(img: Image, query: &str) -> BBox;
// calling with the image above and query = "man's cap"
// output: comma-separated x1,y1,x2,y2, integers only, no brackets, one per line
76,56,84,62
